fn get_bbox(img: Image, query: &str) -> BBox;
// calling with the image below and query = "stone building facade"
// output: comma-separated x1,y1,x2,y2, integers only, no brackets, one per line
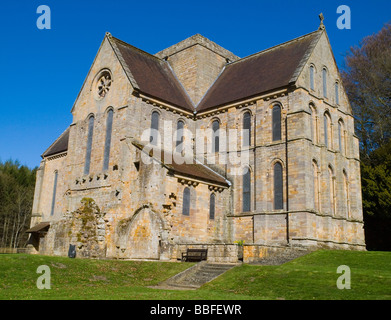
27,20,366,262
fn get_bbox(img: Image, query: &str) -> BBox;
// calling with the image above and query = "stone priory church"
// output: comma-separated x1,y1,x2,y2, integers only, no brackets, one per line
27,17,366,262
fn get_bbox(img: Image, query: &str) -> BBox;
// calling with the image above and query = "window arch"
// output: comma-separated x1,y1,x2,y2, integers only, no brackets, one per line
182,187,191,216
312,160,320,212
103,108,114,171
335,82,340,105
338,119,345,154
242,111,251,147
212,120,220,153
209,193,215,220
322,67,328,98
150,111,160,146
309,65,315,91
309,103,318,143
274,162,283,210
50,170,58,216
84,115,95,175
343,170,350,218
272,104,282,141
328,165,336,215
242,167,251,212
324,112,332,149
176,120,185,153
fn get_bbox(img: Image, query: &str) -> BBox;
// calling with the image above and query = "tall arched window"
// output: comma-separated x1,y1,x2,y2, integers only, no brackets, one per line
150,111,160,146
182,187,191,216
103,109,114,171
212,120,220,153
50,170,58,216
176,120,184,153
335,82,339,105
324,112,332,149
243,111,251,147
209,193,215,220
309,65,315,91
328,165,335,215
274,162,283,210
272,105,282,141
309,104,318,143
312,161,320,211
343,170,350,218
323,68,328,98
338,119,344,154
242,168,251,212
84,115,95,175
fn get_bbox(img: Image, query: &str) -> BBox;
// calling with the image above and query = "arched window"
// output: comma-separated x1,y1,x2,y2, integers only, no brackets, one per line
212,120,220,153
338,119,344,154
328,165,335,215
103,109,114,171
150,111,160,146
272,105,282,141
309,104,318,143
182,187,191,216
243,112,251,147
309,65,315,91
242,168,251,212
323,68,328,98
274,162,283,210
209,193,215,220
335,82,339,105
50,170,58,216
176,120,184,153
312,161,320,211
324,112,332,149
84,115,95,175
343,170,350,218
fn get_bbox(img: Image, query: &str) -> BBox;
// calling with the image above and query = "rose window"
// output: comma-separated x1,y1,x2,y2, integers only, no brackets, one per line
97,73,112,98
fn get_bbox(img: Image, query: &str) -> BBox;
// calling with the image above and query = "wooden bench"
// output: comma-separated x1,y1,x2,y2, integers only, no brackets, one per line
181,248,208,262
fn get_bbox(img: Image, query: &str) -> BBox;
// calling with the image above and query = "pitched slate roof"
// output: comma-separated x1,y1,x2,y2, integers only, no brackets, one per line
42,127,70,158
109,36,194,112
197,30,322,112
131,139,230,188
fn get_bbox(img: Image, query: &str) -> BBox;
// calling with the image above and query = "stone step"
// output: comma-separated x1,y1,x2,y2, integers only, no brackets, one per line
153,261,238,290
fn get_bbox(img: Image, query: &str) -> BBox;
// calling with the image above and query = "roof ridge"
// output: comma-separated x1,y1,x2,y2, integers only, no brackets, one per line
109,35,163,62
228,29,322,66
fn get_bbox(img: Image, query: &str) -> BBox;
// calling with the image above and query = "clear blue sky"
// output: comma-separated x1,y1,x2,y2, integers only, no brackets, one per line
1,0,390,169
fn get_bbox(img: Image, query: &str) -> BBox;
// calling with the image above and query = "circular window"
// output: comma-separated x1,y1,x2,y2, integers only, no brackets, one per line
95,71,112,99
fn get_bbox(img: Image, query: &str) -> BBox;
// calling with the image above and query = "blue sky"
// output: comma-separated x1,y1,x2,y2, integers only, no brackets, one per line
0,0,390,169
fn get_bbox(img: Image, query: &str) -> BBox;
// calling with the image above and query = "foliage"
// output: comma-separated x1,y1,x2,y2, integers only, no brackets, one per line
0,160,37,248
0,250,390,300
341,23,391,160
342,23,391,250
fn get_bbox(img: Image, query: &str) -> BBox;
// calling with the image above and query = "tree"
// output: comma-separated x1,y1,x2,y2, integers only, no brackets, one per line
0,160,37,248
341,23,391,160
342,23,391,250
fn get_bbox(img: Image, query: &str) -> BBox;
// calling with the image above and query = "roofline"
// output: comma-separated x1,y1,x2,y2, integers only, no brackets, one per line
227,29,322,67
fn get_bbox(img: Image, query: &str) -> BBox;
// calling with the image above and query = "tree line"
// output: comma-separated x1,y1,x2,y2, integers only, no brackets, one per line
0,160,37,248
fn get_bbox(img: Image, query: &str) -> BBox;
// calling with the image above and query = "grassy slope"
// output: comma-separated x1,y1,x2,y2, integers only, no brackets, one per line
0,250,390,300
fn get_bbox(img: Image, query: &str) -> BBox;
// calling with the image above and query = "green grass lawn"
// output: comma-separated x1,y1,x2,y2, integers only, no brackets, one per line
0,250,390,300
